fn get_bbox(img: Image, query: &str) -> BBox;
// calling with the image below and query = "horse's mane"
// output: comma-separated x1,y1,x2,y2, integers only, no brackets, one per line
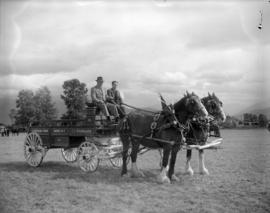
173,92,200,122
173,92,199,112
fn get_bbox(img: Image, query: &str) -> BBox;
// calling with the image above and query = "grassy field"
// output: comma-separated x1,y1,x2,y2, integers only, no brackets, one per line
0,129,269,213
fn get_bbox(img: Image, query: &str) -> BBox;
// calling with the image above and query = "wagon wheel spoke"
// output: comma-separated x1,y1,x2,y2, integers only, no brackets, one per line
110,156,123,168
61,148,78,163
24,132,45,167
77,141,99,172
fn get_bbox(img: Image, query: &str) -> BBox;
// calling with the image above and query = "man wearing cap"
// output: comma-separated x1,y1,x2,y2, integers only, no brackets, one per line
91,77,119,120
107,81,126,118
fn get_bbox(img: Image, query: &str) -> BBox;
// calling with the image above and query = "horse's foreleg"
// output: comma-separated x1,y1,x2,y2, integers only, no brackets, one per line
130,139,144,178
185,149,194,176
198,150,209,175
157,146,171,184
168,144,180,182
120,134,130,177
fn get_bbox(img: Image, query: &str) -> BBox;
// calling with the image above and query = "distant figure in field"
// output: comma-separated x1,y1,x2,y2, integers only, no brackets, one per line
90,76,119,120
107,81,126,118
1,127,7,137
11,127,19,136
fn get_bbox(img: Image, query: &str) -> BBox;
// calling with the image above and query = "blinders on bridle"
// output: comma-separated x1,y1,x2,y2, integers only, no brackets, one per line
206,99,223,117
160,104,186,144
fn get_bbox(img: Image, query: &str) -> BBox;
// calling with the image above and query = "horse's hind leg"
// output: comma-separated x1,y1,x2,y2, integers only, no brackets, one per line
198,150,209,175
130,139,144,178
185,150,194,176
157,145,171,184
120,134,130,176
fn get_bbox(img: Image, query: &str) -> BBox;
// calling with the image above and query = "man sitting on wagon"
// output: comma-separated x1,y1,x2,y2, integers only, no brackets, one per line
106,81,126,118
91,76,119,121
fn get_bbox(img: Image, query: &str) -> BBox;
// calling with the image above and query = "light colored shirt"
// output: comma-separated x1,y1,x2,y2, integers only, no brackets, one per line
91,86,106,103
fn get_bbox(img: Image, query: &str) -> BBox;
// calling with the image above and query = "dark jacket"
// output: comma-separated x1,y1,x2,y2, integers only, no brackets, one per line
107,88,123,105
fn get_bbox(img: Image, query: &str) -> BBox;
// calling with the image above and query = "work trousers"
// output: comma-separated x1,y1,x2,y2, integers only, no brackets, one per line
95,102,119,117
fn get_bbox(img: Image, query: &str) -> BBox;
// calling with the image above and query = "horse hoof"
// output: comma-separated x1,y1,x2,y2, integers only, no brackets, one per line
199,168,209,175
185,168,194,176
162,176,171,184
121,173,130,179
131,171,145,178
171,174,180,182
157,175,171,184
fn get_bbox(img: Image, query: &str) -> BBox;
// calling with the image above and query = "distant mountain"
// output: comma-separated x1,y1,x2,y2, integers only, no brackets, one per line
234,100,270,119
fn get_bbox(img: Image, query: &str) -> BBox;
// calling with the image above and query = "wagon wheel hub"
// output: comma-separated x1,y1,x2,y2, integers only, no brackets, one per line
78,141,100,172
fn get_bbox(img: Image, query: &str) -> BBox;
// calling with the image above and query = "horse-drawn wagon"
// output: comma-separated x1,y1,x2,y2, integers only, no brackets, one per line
24,92,225,181
23,106,124,172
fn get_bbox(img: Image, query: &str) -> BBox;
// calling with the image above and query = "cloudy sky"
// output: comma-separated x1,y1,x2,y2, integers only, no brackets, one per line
0,0,269,124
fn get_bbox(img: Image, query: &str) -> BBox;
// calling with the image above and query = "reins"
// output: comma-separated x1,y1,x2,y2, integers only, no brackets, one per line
121,103,157,114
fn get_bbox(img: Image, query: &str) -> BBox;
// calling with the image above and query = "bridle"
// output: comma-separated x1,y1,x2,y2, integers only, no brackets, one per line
202,98,223,120
152,106,187,144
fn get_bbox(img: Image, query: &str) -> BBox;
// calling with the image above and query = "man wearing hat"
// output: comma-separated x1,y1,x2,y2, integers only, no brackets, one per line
91,76,119,120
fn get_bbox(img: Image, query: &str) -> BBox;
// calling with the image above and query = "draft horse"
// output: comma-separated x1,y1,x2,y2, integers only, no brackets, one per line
185,92,226,175
119,92,208,183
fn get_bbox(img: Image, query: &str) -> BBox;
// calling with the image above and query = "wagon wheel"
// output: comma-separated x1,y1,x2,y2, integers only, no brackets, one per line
77,141,99,172
110,140,132,168
61,148,78,163
24,132,45,167
109,138,123,168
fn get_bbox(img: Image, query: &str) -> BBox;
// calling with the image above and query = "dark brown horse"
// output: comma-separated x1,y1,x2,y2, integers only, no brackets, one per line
185,92,226,175
119,92,208,183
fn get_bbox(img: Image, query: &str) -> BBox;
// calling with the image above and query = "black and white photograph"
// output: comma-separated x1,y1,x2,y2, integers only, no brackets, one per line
0,0,269,212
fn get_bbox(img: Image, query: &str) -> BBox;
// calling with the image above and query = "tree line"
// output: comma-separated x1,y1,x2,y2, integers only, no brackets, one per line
9,79,88,127
9,79,270,128
221,113,269,129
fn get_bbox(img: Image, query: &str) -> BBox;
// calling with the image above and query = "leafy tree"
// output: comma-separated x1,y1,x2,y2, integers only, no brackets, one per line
221,115,239,128
251,114,258,122
258,114,268,127
14,87,57,126
9,108,17,125
61,79,88,119
33,86,57,124
243,113,258,122
15,90,35,126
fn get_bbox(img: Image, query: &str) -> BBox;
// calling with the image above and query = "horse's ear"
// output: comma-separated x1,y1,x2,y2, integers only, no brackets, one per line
159,93,167,110
208,92,211,97
186,90,190,96
212,92,216,98
191,92,195,95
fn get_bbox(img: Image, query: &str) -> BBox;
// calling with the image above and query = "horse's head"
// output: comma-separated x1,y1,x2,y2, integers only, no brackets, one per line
202,92,226,122
174,91,208,121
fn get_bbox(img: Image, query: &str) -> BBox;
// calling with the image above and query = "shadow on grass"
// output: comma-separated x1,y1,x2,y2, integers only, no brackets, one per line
51,166,162,185
0,161,78,173
0,161,161,184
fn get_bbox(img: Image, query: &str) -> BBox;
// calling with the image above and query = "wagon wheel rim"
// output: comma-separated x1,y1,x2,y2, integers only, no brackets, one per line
109,138,125,168
78,141,99,172
110,156,123,168
61,148,78,163
24,132,44,167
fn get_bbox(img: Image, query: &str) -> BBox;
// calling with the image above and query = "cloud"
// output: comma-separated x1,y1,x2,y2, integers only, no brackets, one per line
0,0,269,124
